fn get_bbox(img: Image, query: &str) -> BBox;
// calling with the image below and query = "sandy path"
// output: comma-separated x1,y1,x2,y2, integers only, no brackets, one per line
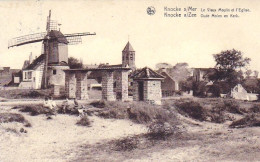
0,107,147,162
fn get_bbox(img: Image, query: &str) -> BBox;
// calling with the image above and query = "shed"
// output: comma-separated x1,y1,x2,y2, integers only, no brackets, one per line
132,67,164,105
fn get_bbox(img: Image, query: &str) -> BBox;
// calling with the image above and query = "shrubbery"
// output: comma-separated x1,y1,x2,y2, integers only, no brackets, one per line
0,113,31,127
18,105,54,116
174,100,207,121
76,115,91,127
112,136,139,151
148,121,178,140
223,100,243,114
229,114,260,128
95,101,178,125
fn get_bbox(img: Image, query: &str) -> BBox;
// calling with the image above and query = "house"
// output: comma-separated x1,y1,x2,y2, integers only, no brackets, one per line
160,71,179,97
0,67,20,87
192,68,215,82
231,84,258,101
19,54,45,89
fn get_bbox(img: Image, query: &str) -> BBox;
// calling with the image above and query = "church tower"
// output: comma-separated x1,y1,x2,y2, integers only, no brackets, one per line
122,41,136,71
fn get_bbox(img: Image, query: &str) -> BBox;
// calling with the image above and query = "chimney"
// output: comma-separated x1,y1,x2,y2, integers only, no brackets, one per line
29,52,33,64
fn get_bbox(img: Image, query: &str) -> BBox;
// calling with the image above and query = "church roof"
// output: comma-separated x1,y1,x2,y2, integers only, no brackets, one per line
133,67,165,80
49,30,69,44
123,41,135,52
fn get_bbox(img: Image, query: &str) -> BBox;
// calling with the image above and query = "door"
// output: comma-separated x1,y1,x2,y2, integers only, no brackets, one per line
138,81,144,101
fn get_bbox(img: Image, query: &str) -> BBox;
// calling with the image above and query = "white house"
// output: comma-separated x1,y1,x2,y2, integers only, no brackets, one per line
19,54,45,89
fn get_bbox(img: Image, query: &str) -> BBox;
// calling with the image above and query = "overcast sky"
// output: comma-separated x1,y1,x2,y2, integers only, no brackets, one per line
0,0,259,71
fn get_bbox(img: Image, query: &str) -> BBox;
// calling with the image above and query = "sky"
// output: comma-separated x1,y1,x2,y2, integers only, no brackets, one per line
0,0,259,71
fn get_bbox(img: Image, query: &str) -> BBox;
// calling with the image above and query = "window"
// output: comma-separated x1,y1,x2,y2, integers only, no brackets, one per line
28,72,32,79
53,70,57,75
24,72,27,79
130,54,133,60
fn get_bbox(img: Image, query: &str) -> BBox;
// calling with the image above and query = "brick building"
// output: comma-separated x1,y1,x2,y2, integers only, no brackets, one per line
132,67,164,105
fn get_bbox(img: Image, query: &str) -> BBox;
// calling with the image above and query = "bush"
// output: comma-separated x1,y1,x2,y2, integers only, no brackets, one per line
207,105,226,123
148,121,177,140
96,101,178,125
89,101,106,108
249,104,260,113
175,100,207,121
5,127,19,134
0,113,31,127
0,113,26,123
229,114,260,128
112,136,139,151
19,105,54,116
76,116,91,127
224,100,243,114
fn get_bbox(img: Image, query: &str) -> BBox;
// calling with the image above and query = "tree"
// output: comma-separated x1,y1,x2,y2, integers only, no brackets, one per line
245,70,252,78
167,63,191,83
243,78,259,93
68,57,83,69
214,49,251,73
212,49,250,85
254,70,259,78
155,63,172,70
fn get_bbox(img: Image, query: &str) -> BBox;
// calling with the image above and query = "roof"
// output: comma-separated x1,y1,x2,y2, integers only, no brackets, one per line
132,67,165,80
123,41,134,52
160,71,176,82
49,30,69,44
99,64,123,68
24,54,45,70
63,67,131,73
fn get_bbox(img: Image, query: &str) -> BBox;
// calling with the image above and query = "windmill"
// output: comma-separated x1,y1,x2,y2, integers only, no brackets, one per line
8,10,96,89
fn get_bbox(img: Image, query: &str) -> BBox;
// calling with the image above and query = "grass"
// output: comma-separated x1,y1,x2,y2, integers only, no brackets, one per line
76,115,91,127
0,112,31,127
92,101,179,126
229,114,260,128
18,105,54,116
163,98,259,124
4,127,19,134
0,89,52,99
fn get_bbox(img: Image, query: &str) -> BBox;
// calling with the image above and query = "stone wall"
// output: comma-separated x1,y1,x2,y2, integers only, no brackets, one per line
53,84,60,97
133,80,162,105
48,65,70,87
102,71,115,101
75,72,88,100
113,71,129,101
145,80,162,105
133,81,139,101
65,72,76,99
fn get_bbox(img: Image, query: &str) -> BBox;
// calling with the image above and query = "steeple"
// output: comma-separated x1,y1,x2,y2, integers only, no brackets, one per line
122,41,136,71
123,41,135,52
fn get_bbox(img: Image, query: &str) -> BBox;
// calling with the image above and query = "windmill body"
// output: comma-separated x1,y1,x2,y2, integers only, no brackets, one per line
8,10,96,89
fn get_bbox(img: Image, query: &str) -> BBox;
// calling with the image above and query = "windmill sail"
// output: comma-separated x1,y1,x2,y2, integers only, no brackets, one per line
64,32,96,45
8,32,47,48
